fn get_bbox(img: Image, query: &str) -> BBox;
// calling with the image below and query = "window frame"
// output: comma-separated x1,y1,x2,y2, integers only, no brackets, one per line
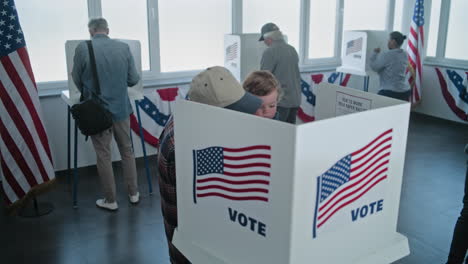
33,0,400,92
424,0,468,69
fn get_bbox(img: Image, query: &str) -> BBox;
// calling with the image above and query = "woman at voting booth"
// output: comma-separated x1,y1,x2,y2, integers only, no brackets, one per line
369,31,410,101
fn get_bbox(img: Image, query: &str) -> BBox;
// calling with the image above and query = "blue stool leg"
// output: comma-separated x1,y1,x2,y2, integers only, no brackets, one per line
135,100,153,194
73,120,79,208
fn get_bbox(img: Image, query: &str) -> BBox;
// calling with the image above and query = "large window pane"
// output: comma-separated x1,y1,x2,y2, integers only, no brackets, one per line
308,0,337,59
159,0,231,73
445,0,468,60
426,0,441,57
343,0,387,31
393,0,404,32
15,1,89,83
243,0,300,52
102,0,150,71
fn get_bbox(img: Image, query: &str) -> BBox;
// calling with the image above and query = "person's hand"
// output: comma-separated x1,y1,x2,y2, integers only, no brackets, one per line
374,48,381,53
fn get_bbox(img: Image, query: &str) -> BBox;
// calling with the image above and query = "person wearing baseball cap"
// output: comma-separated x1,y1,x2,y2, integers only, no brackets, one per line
156,66,261,264
259,22,301,124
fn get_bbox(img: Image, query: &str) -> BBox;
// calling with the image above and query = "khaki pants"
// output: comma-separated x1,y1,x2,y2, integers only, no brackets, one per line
91,117,138,202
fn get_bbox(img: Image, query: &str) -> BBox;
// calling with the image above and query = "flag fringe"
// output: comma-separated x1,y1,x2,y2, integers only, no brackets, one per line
4,178,57,215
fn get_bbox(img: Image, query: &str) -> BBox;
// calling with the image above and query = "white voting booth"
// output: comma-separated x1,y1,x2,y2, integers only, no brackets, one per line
337,30,388,93
62,39,153,206
64,39,143,102
172,83,410,263
224,34,266,82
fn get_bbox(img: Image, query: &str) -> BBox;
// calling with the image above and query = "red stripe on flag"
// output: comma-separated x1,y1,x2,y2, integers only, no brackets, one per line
223,162,270,169
223,171,270,177
0,55,53,164
352,140,391,164
17,47,37,90
0,119,37,187
196,185,269,193
224,154,271,161
0,82,50,182
352,129,392,156
0,154,26,202
196,193,268,202
197,178,269,185
223,145,271,152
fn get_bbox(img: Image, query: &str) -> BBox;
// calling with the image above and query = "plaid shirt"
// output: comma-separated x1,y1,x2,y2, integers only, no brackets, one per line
157,116,190,264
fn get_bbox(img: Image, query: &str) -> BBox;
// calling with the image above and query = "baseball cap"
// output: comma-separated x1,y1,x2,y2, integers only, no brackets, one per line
188,66,262,114
259,22,279,41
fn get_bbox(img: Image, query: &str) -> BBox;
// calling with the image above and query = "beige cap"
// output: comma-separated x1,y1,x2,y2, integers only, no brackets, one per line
188,66,262,114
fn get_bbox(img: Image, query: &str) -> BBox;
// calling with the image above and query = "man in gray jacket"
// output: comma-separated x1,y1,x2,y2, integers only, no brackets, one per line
72,18,140,211
259,23,301,124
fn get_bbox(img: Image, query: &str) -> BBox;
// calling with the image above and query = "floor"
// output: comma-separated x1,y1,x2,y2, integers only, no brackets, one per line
1,113,467,264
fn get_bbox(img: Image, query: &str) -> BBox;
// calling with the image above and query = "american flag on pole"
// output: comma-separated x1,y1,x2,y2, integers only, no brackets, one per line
0,0,55,209
225,42,238,61
346,37,363,55
193,145,271,203
312,129,392,238
407,0,424,104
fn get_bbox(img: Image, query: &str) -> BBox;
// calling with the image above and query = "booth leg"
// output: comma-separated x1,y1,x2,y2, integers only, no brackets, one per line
364,76,370,92
72,120,79,208
67,106,71,187
135,100,153,195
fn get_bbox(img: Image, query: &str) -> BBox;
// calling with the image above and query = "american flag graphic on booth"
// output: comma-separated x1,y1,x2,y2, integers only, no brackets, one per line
346,37,363,55
225,42,238,61
192,145,271,203
312,129,392,238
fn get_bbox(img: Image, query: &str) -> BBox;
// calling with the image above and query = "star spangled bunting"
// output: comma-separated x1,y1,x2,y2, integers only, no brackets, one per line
192,145,271,203
130,87,186,148
298,73,351,123
0,0,55,209
312,129,392,238
435,67,468,121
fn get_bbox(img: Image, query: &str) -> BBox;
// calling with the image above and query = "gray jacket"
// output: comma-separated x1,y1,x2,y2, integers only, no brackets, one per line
370,49,409,93
72,34,140,121
261,39,301,108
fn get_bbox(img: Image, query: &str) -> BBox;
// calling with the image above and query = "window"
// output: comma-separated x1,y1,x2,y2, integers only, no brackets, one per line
15,0,89,83
343,0,388,31
158,0,231,73
243,0,300,52
445,0,468,60
308,0,338,59
102,0,150,71
425,0,468,66
392,0,404,32
426,0,441,57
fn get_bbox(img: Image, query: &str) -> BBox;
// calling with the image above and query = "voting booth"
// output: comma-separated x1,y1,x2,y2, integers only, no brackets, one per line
224,34,266,82
62,39,152,206
337,30,388,93
172,83,410,263
65,39,143,101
